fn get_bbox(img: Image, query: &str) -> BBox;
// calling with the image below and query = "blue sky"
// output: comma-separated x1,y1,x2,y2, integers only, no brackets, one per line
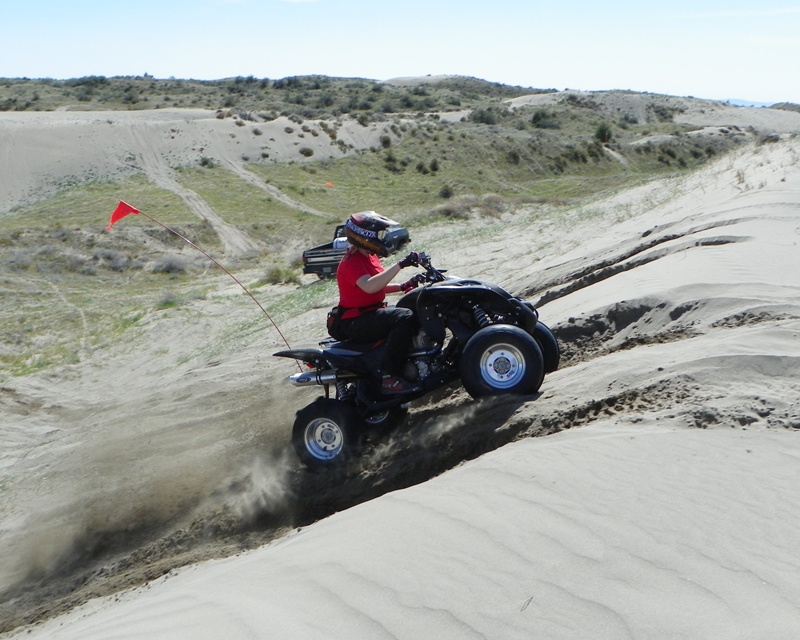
2,0,798,104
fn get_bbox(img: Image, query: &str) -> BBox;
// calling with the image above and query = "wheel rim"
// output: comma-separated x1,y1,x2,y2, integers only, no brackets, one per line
364,410,390,426
304,417,345,460
479,342,526,389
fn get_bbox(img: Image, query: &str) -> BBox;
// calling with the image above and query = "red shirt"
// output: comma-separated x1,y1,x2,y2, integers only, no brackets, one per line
337,249,386,319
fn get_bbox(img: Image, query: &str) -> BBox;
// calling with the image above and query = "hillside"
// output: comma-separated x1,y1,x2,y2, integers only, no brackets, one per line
1,77,800,636
3,77,800,378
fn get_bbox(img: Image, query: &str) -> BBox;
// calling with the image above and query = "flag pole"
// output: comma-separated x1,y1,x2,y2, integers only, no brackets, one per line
106,202,297,362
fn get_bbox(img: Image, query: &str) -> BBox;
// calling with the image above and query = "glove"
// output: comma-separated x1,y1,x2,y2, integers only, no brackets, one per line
400,273,426,293
398,251,420,269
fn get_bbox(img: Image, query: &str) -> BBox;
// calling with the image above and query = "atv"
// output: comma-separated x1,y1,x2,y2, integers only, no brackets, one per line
274,253,559,471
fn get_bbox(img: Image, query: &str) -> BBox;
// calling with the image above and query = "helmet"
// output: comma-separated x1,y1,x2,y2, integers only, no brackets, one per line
344,211,399,257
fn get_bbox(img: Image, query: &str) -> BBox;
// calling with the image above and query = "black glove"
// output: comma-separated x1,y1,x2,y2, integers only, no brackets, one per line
400,273,426,293
398,251,420,269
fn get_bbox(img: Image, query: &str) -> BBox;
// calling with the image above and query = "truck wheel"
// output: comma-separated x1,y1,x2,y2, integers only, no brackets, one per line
292,398,362,471
460,325,544,399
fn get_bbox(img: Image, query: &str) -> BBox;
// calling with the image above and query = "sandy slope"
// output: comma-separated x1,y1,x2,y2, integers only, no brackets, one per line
0,109,394,246
1,112,800,637
8,426,800,640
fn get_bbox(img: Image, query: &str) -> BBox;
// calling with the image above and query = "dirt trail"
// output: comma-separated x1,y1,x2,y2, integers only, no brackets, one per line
219,160,333,219
130,124,261,258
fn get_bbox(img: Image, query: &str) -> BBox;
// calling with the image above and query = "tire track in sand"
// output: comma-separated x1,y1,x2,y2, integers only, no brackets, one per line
130,125,260,258
219,160,334,219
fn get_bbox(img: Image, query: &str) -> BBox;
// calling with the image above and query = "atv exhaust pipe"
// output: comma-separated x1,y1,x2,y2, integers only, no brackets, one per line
289,369,355,387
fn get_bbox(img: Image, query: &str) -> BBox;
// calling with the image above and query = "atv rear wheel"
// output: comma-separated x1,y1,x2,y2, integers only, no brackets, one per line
292,398,361,471
460,324,545,399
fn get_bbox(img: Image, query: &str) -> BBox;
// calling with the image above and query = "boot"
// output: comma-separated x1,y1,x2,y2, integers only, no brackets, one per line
381,374,417,395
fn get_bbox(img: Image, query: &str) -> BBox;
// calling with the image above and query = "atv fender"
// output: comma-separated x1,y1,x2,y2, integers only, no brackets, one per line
274,348,327,368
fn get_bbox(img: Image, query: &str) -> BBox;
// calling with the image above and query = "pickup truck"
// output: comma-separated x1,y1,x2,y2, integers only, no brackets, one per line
302,224,411,278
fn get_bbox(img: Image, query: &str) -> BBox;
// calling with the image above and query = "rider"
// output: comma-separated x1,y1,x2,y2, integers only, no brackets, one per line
336,211,423,395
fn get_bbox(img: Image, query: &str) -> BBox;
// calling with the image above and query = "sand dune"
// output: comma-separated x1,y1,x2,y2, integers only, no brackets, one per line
1,110,800,638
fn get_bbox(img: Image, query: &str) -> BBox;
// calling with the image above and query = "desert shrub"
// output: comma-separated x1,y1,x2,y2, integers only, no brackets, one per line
380,135,391,148
651,104,683,122
595,122,613,143
92,248,130,271
199,156,217,168
586,139,605,160
432,194,478,219
531,109,560,129
480,194,505,216
659,144,677,159
150,255,187,274
299,147,314,157
156,292,181,310
563,94,600,110
470,108,498,125
258,265,300,285
64,75,109,88
319,122,337,140
7,251,33,271
384,151,401,173
438,184,454,199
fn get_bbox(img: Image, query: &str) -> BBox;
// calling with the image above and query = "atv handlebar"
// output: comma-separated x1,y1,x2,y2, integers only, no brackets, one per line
417,252,448,284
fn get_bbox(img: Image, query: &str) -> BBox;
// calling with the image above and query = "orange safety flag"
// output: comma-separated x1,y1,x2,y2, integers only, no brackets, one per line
325,181,334,188
106,201,140,230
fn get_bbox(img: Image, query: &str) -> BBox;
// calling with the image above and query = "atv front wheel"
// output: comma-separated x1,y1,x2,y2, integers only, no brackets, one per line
460,324,545,399
292,398,361,471
533,321,560,374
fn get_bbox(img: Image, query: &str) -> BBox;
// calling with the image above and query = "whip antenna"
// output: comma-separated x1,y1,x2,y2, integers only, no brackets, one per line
106,201,295,355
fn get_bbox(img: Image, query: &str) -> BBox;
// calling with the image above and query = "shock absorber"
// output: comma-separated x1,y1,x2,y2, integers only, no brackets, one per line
472,304,491,329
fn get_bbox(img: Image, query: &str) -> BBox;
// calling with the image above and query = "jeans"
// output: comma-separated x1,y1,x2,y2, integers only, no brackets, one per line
339,306,417,377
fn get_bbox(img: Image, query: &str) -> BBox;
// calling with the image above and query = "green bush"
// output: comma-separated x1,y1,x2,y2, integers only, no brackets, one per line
259,265,300,285
531,109,560,129
594,122,613,143
470,108,498,125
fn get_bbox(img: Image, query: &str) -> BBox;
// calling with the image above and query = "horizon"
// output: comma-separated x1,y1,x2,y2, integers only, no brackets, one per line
2,0,799,106
0,73,792,108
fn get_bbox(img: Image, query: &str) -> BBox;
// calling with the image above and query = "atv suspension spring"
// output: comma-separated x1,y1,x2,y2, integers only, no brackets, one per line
335,381,351,401
472,305,491,329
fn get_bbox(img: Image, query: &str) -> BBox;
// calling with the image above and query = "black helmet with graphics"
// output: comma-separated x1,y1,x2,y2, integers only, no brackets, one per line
344,211,399,257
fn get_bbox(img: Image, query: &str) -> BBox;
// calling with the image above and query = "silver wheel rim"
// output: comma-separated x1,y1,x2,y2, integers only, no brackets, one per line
304,417,345,460
479,342,526,389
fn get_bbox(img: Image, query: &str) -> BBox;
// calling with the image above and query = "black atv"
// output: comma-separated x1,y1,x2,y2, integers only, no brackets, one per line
275,253,559,470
